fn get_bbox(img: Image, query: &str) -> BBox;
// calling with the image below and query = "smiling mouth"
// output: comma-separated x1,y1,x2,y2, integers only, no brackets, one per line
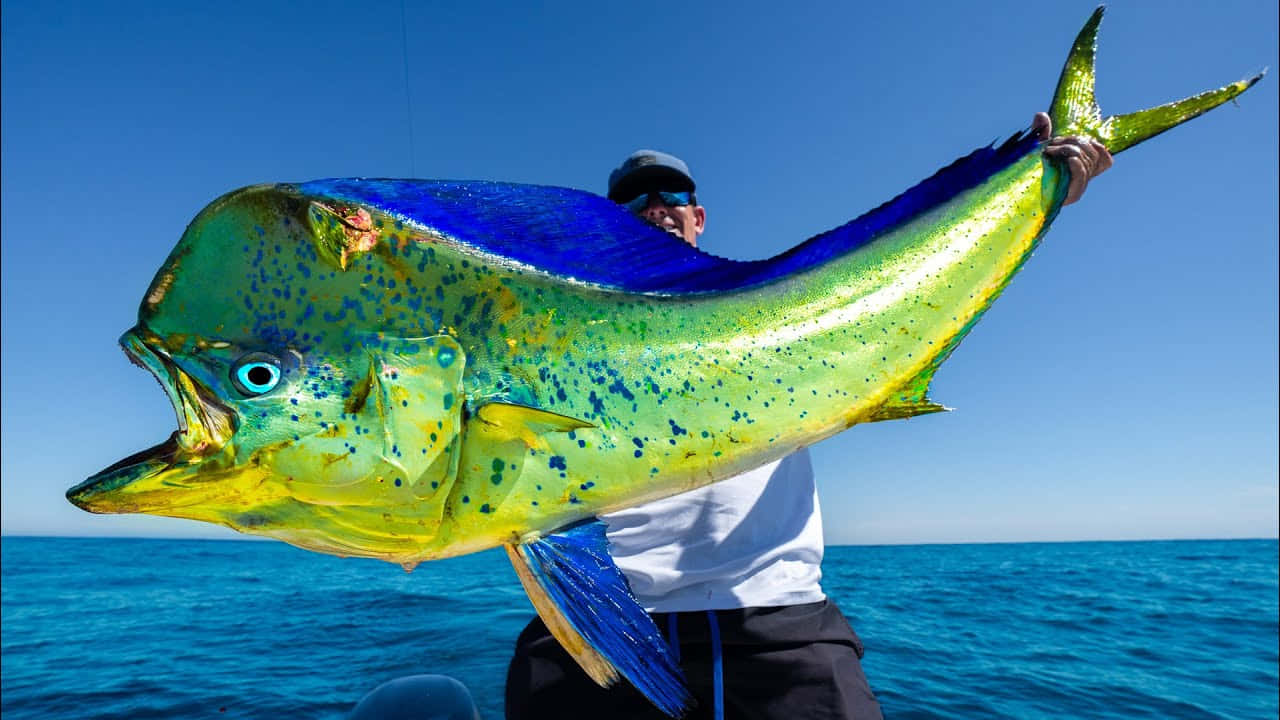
650,220,683,239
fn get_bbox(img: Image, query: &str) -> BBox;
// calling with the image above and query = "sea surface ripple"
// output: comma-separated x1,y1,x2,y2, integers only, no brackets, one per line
2,537,1275,719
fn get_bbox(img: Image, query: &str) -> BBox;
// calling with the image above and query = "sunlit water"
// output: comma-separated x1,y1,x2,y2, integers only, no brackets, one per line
2,537,1275,719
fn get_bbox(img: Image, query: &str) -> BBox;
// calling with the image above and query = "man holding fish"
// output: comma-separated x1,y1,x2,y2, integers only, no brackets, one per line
66,7,1260,714
504,116,1111,719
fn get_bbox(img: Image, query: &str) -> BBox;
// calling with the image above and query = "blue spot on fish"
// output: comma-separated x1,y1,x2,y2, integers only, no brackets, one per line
607,379,635,401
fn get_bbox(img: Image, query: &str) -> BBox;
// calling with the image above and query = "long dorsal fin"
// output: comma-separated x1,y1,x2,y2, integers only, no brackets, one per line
295,134,1039,295
507,520,690,717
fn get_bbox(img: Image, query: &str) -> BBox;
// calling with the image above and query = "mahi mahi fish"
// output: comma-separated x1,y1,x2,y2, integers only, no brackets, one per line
67,9,1261,715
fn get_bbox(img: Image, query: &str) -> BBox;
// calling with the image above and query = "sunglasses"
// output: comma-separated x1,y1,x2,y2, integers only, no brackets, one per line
621,191,693,213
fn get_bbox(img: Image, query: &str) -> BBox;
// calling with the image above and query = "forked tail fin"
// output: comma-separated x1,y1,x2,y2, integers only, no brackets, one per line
1049,6,1265,154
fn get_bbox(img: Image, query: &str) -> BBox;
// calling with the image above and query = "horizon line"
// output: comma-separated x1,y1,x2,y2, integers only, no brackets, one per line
2,532,1275,550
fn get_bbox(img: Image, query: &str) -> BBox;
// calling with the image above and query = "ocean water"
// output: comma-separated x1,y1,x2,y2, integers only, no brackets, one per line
1,537,1275,719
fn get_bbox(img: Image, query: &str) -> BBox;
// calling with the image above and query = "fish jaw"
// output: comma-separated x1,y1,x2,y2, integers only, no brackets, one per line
65,431,259,516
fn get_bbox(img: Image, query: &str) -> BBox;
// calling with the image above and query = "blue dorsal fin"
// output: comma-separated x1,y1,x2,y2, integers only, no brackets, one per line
506,520,690,717
297,130,1039,295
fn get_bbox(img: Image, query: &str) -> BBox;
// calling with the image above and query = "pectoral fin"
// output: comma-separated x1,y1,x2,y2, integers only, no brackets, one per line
449,403,592,519
506,520,689,717
475,402,594,450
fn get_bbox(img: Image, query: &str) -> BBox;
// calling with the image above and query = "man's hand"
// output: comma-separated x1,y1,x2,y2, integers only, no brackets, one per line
1032,111,1113,206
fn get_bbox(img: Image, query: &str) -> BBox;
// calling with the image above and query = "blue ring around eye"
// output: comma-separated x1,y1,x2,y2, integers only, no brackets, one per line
234,361,281,395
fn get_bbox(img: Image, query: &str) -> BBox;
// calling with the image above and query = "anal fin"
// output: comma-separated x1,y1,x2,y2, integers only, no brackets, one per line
506,520,689,717
866,366,951,422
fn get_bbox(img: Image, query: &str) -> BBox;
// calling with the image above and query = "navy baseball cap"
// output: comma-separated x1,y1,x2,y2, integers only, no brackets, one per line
607,149,696,202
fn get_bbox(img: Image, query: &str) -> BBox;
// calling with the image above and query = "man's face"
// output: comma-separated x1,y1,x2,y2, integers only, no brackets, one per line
628,192,706,248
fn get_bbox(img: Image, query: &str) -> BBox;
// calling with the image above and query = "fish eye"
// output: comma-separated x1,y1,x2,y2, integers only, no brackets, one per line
231,354,282,396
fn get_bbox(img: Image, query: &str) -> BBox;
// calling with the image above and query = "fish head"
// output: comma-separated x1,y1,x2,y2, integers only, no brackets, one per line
67,185,468,563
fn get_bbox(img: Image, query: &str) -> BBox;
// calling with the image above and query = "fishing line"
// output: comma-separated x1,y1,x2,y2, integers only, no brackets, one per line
399,0,417,177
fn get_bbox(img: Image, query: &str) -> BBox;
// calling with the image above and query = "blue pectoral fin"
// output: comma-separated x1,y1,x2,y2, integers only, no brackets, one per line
505,520,690,717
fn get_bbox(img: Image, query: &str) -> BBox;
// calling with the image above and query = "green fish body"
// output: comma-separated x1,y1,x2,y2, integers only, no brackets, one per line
67,9,1261,715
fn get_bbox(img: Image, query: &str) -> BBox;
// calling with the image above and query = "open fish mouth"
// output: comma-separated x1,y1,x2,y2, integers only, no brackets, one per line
67,433,183,511
67,329,237,513
118,329,237,454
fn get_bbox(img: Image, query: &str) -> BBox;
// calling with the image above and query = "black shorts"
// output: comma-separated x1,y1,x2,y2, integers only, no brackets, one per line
505,599,883,720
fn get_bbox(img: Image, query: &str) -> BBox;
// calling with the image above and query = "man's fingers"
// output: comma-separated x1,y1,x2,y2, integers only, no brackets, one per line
1047,142,1095,178
1038,127,1114,205
1064,157,1087,205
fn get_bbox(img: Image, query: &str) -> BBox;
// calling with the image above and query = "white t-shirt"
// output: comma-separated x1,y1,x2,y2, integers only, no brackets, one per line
603,449,826,613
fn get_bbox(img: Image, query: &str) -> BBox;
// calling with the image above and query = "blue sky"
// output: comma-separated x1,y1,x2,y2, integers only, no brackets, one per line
2,0,1276,545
